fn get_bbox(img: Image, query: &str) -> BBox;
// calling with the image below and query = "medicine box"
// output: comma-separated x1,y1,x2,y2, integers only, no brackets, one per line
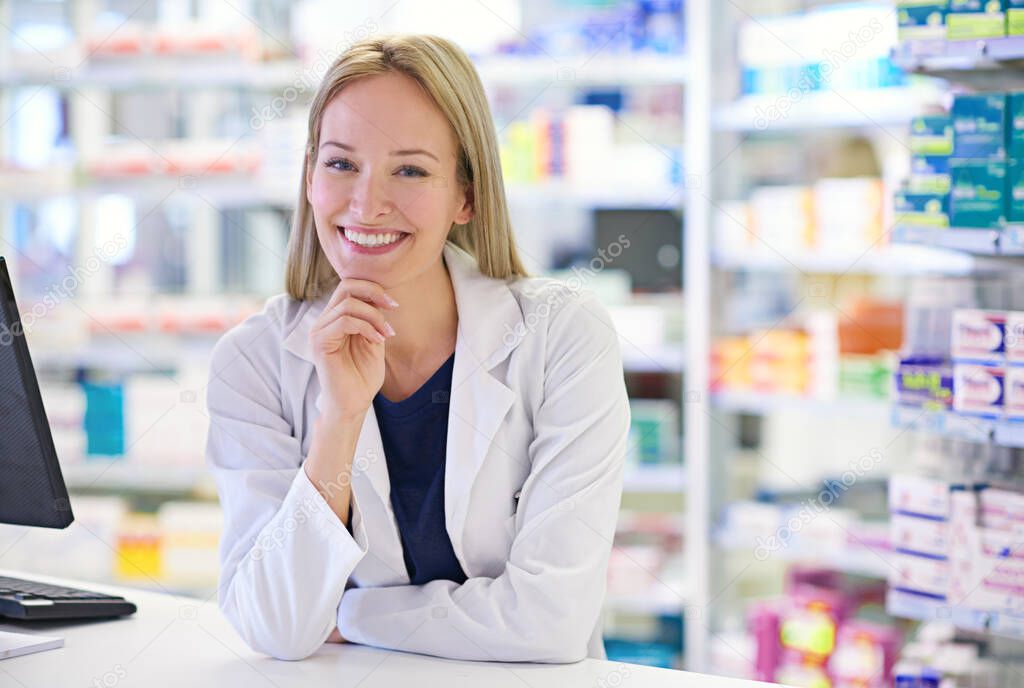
953,362,1005,418
1009,159,1024,222
890,474,952,520
952,93,1006,160
950,159,1006,228
947,0,1008,41
910,115,954,156
951,309,1006,363
892,513,949,558
1010,0,1024,34
898,2,949,41
1008,93,1024,157
895,189,949,227
910,155,952,194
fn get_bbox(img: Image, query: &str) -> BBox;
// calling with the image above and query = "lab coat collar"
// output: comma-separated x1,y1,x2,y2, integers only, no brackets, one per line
282,240,523,578
281,241,522,368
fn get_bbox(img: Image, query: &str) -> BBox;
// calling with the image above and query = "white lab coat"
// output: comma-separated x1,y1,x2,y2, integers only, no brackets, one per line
205,241,630,663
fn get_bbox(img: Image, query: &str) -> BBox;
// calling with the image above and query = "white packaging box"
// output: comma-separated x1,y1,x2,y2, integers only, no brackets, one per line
1006,366,1024,421
892,513,949,559
953,363,1005,418
889,474,952,520
951,309,1006,364
889,551,949,597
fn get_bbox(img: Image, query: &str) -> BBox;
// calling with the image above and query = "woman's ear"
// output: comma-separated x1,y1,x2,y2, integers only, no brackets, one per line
454,184,474,225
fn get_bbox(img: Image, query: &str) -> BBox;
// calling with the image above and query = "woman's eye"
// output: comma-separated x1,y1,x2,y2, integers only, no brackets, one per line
323,158,355,171
398,166,427,178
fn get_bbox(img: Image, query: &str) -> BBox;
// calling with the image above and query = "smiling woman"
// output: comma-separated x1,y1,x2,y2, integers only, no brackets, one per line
205,33,630,665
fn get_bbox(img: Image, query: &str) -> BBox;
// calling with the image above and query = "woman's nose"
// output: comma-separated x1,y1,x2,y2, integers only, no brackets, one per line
349,171,392,221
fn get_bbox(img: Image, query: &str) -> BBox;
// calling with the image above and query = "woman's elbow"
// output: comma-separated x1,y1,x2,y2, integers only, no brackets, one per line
219,584,325,661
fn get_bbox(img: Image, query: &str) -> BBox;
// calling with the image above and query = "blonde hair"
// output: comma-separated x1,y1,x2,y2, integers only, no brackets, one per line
285,33,529,300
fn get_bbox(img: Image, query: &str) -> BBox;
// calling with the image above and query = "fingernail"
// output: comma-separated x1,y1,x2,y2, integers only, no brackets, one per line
385,322,396,337
385,295,399,307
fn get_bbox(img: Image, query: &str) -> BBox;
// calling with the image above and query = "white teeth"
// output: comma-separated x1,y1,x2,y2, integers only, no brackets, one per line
342,229,405,247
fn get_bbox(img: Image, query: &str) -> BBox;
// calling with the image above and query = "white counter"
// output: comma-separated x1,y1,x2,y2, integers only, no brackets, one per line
0,569,782,687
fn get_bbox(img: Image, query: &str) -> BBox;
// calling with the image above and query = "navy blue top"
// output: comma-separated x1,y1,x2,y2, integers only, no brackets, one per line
373,352,467,586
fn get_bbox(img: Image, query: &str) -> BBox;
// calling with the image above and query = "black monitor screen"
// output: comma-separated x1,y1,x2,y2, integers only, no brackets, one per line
0,257,73,528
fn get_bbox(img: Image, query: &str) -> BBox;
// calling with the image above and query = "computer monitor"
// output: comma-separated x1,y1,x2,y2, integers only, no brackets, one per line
0,256,74,529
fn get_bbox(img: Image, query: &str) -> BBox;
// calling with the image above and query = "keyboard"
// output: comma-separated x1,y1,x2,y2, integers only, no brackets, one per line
0,575,137,620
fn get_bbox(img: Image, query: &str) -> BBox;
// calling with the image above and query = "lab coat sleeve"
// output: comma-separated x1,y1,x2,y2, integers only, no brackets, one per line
205,312,368,661
336,290,630,663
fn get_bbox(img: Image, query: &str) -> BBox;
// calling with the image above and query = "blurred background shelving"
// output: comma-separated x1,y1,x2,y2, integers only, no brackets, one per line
11,0,1024,684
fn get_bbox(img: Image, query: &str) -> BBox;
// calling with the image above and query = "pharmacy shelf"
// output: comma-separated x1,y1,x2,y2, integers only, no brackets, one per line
711,244,977,275
621,342,685,374
505,180,684,210
894,35,1024,86
61,461,212,494
711,392,890,417
622,464,687,493
606,588,690,616
0,59,305,89
891,404,1024,447
713,87,941,132
887,588,1024,642
474,53,690,86
715,529,891,579
892,224,999,255
893,223,1024,257
0,53,691,90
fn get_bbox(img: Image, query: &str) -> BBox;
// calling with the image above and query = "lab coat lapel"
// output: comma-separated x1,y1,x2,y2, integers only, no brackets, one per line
281,242,525,580
283,293,408,585
442,243,521,571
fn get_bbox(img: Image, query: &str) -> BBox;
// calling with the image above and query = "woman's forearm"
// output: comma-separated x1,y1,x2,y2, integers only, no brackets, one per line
303,410,366,526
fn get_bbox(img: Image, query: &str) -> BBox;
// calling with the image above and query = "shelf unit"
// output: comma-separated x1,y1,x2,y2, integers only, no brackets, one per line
684,2,965,676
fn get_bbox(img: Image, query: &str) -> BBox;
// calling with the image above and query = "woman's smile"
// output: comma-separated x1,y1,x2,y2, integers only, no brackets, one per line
339,226,412,255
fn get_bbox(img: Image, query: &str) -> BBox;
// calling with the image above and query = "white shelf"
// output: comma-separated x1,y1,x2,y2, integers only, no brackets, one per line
61,461,210,493
0,59,306,89
474,53,690,86
715,530,890,579
713,87,941,132
711,392,890,417
887,588,1024,642
893,223,1024,257
606,589,689,616
620,342,685,374
622,464,687,493
505,180,683,210
891,405,1024,447
711,245,977,275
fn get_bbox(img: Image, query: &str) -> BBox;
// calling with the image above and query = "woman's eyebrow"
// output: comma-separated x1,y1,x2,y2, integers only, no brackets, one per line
319,140,439,163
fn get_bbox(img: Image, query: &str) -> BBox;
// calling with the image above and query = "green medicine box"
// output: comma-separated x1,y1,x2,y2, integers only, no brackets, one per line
899,1,950,41
1008,92,1024,158
910,156,953,194
947,0,1007,40
950,159,1007,227
1010,0,1024,33
895,189,950,227
1009,159,1024,222
910,115,954,156
952,93,1007,160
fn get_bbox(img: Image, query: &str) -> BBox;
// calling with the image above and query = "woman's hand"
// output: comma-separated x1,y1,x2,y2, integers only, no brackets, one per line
309,278,398,422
